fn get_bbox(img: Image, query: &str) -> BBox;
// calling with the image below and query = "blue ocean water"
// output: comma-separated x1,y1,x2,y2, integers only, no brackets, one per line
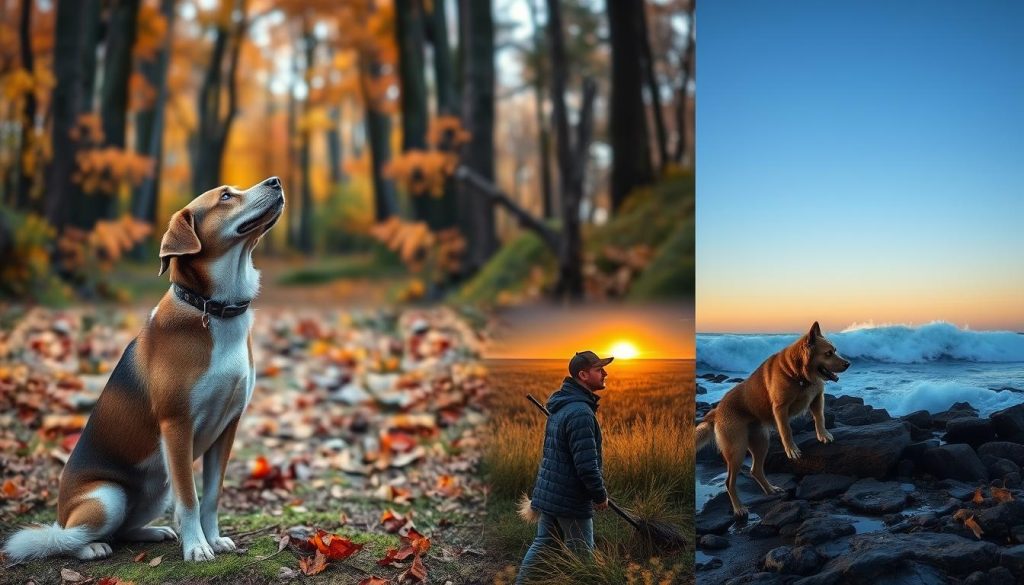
696,322,1024,417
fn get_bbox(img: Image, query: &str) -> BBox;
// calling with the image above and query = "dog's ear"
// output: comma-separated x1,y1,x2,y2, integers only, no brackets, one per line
158,209,201,276
807,321,821,345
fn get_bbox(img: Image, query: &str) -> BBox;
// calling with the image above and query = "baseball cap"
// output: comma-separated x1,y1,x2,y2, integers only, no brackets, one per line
569,351,614,378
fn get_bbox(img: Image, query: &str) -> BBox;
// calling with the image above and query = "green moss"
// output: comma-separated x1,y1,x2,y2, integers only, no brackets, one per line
451,229,557,304
276,250,404,286
628,219,695,301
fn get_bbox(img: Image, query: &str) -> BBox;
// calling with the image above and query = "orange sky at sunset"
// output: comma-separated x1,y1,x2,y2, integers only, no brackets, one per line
486,304,694,359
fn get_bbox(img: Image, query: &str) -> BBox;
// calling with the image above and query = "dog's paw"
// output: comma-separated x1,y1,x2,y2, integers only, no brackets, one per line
817,430,834,444
75,542,113,560
767,483,786,494
208,536,236,553
732,506,749,520
784,444,802,460
183,541,216,562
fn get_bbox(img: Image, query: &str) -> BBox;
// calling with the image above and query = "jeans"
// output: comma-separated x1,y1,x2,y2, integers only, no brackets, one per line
514,513,595,584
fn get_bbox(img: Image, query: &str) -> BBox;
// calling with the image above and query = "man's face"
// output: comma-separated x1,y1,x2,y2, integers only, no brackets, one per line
578,366,608,391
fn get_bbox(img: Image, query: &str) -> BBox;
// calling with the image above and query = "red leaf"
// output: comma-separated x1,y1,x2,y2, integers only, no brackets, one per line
359,578,391,585
404,528,430,554
310,529,363,561
399,553,428,583
377,545,416,566
97,578,120,585
380,509,408,533
299,550,329,575
250,456,272,479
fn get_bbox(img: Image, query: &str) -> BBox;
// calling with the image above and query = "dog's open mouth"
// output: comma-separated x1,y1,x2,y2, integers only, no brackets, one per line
818,366,840,382
237,196,285,235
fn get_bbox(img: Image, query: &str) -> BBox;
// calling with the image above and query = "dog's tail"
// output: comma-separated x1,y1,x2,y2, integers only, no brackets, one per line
695,408,717,452
517,493,540,523
3,523,93,562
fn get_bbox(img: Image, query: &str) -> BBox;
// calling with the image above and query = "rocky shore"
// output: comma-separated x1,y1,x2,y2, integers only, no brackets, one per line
696,375,1024,584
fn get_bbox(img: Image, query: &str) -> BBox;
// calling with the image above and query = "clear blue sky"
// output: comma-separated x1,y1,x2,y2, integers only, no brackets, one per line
698,1,1024,333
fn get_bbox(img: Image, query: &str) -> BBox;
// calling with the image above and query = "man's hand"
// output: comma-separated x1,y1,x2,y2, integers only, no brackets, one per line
594,499,609,511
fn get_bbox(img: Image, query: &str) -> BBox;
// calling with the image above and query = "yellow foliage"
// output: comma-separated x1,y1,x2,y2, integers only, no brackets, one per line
428,116,471,152
134,4,169,61
384,150,458,197
57,216,153,274
369,217,433,270
73,147,154,194
130,71,157,111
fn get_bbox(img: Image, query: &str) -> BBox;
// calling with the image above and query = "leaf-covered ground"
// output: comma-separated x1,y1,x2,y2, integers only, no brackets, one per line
0,302,495,584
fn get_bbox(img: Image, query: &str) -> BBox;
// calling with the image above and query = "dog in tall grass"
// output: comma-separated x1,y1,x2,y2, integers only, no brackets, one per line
3,178,284,563
695,322,850,518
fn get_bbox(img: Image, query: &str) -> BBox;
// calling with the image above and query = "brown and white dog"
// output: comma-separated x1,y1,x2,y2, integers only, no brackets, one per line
3,178,284,562
695,322,850,518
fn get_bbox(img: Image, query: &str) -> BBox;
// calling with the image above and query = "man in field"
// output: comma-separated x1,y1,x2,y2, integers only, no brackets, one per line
515,351,612,584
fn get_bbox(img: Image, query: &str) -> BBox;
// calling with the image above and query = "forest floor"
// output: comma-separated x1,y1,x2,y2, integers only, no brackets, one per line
0,291,495,584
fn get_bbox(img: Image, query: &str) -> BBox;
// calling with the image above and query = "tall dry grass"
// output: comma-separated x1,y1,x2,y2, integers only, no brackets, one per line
482,359,694,584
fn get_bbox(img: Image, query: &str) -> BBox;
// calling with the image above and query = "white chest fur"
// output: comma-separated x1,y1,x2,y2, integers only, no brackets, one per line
189,312,255,458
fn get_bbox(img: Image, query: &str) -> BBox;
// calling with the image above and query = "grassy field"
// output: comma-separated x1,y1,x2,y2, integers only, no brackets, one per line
481,359,694,585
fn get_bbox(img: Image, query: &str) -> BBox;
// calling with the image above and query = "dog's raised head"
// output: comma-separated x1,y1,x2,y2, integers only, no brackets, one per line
158,177,285,300
802,321,851,382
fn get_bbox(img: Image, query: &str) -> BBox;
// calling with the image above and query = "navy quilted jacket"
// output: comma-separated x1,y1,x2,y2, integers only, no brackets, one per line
529,377,607,519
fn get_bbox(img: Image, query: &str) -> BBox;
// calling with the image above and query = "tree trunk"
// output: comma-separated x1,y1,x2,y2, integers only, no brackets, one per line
637,0,669,173
131,0,175,231
285,29,299,247
426,0,458,230
395,0,432,224
47,0,98,231
360,54,399,221
298,26,315,255
97,0,141,221
674,0,695,165
16,0,38,212
606,0,654,211
527,0,555,220
457,0,498,272
326,105,344,184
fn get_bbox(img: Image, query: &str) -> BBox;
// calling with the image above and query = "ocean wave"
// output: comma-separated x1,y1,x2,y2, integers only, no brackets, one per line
697,322,1024,371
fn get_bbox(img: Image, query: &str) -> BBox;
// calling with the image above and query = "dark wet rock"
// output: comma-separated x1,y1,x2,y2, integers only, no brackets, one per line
991,403,1024,442
765,420,911,477
901,409,933,429
699,534,729,550
939,479,978,501
757,500,808,533
826,394,863,407
697,384,707,395
903,439,940,462
888,512,940,533
796,474,857,500
977,441,1024,467
973,567,1015,585
974,499,1024,539
831,402,891,426
1004,471,1022,488
697,492,737,535
930,402,978,429
793,517,855,545
999,544,1024,575
840,478,908,514
728,377,745,383
943,417,995,447
700,373,729,383
696,554,723,571
873,563,947,585
724,573,784,585
920,444,988,482
895,459,915,478
762,545,822,575
982,455,1021,482
795,532,998,585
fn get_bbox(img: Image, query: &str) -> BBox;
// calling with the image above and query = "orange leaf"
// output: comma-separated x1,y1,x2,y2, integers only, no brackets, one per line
310,529,363,561
972,488,985,504
404,528,431,555
250,456,272,479
992,486,1014,503
299,551,329,576
133,551,146,562
380,509,407,533
964,516,984,539
359,578,391,585
97,578,121,585
377,545,416,566
399,553,428,583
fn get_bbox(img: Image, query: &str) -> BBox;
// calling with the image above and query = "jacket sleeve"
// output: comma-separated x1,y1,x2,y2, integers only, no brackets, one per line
565,409,608,503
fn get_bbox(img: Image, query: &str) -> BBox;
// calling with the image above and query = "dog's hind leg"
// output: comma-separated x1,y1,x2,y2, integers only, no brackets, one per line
64,483,126,560
749,425,785,495
716,420,750,518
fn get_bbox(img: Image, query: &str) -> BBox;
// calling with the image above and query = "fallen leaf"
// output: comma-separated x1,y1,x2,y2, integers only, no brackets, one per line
60,568,86,583
380,509,408,533
97,578,121,585
953,509,972,522
299,550,329,576
399,553,428,583
133,551,146,562
250,456,272,479
310,529,363,561
972,488,985,504
148,555,163,567
405,528,431,554
277,567,298,579
359,577,391,585
965,516,984,539
377,545,416,566
992,486,1014,503
277,535,290,553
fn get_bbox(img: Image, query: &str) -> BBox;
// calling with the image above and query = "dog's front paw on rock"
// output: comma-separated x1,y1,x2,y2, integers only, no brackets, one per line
208,536,236,553
184,542,216,562
817,430,834,444
785,445,803,460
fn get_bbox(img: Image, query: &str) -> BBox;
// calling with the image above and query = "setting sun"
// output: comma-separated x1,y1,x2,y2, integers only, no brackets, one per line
608,341,640,360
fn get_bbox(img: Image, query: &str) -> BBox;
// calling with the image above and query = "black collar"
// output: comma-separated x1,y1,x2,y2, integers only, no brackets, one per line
173,283,251,324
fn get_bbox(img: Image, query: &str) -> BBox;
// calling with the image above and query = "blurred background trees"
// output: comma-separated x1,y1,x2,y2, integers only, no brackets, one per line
0,0,694,304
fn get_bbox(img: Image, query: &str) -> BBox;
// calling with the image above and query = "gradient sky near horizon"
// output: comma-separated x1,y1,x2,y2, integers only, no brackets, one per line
698,1,1024,334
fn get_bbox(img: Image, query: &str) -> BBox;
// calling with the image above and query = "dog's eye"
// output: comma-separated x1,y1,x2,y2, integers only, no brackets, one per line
220,191,231,201
826,350,833,357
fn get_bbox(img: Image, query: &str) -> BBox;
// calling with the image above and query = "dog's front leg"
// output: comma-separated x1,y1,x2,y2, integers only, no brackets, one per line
772,404,802,459
810,393,834,443
161,418,215,562
201,417,240,553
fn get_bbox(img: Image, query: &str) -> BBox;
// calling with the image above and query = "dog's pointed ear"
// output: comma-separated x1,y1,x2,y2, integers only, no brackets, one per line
158,209,201,276
807,321,821,345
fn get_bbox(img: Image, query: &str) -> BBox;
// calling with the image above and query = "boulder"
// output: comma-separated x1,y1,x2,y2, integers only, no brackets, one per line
974,500,1024,539
840,478,909,514
831,402,891,426
826,394,863,407
977,441,1024,467
900,409,933,429
930,402,978,429
793,517,855,545
903,439,940,461
920,444,988,482
990,403,1024,442
766,420,911,477
699,534,729,550
998,545,1024,577
696,492,736,535
724,574,784,585
796,474,857,500
981,455,1021,483
762,545,822,576
943,417,995,447
759,500,808,531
